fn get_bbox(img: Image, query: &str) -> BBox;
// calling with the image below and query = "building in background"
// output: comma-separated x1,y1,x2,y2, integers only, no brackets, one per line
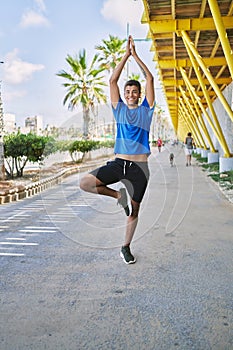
3,113,17,134
24,115,43,135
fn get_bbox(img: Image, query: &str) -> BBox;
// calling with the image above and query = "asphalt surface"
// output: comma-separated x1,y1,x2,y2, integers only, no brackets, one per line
0,144,232,350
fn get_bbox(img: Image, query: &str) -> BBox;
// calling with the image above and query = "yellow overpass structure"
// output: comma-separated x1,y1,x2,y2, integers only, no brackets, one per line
141,0,233,159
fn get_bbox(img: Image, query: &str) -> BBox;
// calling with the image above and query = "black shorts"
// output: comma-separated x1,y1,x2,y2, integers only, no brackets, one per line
90,157,150,203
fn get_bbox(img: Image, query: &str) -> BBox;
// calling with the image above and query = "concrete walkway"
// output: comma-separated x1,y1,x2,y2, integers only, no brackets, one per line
0,144,232,350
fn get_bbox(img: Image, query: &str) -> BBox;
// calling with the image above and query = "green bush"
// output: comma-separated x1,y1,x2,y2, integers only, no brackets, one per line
4,133,56,178
68,140,100,162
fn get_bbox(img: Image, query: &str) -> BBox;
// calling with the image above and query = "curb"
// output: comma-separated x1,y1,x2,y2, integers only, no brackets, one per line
0,156,112,205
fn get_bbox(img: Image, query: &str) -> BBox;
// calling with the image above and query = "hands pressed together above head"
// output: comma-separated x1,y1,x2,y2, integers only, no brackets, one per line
126,35,137,57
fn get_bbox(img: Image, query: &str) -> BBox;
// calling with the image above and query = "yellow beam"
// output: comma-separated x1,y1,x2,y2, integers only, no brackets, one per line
163,77,232,86
157,57,227,68
156,46,174,52
165,89,216,97
141,1,150,24
149,16,233,34
152,33,173,39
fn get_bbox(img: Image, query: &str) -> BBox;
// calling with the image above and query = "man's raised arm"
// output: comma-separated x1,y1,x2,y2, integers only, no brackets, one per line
130,36,155,108
109,37,131,109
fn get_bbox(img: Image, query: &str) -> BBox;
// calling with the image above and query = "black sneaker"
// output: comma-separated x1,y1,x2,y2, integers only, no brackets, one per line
117,188,130,216
120,246,136,264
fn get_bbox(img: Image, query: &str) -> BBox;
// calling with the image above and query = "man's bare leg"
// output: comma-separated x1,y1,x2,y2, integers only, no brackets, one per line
120,200,140,264
80,174,119,199
123,200,140,246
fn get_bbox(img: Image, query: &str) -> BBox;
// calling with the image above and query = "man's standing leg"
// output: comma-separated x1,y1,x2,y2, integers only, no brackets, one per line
120,201,140,264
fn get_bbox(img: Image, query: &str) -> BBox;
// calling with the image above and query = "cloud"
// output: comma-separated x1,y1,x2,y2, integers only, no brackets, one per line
20,0,49,28
34,0,46,13
101,0,145,29
3,49,45,85
20,9,50,28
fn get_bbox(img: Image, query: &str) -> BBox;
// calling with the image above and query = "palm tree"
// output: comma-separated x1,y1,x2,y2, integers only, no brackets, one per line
57,50,107,139
128,73,143,82
95,35,126,137
95,35,126,73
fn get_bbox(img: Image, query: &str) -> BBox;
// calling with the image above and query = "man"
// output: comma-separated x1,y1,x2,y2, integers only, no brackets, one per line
184,132,194,166
80,36,155,264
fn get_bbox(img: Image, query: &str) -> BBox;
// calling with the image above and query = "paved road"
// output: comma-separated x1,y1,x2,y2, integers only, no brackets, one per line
0,145,233,350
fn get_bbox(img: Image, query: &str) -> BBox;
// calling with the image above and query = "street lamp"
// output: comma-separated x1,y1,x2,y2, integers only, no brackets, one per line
0,61,5,180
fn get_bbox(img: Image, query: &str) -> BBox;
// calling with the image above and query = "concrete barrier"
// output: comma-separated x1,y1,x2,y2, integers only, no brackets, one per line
0,151,114,205
219,157,233,173
201,149,210,158
208,152,219,164
0,167,79,204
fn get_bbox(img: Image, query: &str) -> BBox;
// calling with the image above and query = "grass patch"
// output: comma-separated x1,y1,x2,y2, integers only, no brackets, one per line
209,171,233,190
202,162,219,172
192,153,207,163
194,153,233,191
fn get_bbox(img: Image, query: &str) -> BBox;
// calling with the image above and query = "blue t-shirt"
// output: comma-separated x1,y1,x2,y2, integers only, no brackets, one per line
112,97,155,155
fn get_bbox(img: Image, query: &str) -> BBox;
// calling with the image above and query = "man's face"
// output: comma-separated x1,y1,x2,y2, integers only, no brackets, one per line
124,85,141,108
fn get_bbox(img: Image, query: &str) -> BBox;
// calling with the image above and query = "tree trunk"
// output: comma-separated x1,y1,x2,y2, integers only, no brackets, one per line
83,107,90,139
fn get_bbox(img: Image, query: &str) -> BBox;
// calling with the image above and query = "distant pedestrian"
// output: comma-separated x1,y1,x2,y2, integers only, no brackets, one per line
169,152,174,167
80,35,155,265
184,132,194,166
157,137,163,152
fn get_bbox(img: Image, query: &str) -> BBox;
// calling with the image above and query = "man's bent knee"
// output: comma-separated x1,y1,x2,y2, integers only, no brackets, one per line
80,174,103,192
80,174,95,192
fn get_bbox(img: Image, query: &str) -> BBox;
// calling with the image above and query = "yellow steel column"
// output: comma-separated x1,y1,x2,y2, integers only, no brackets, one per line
178,108,194,143
180,67,231,156
208,0,233,79
181,30,233,124
179,87,206,148
183,80,215,151
179,97,200,145
177,116,187,141
180,67,219,137
178,109,194,142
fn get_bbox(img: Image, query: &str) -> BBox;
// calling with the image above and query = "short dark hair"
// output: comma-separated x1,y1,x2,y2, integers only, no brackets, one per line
187,132,192,136
124,80,141,94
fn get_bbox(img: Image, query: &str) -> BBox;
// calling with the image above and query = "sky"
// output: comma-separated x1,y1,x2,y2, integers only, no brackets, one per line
0,0,166,128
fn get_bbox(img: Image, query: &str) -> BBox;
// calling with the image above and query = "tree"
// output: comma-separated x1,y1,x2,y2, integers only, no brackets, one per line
128,73,144,82
69,140,100,162
95,35,126,137
57,51,107,139
95,35,126,72
4,133,56,178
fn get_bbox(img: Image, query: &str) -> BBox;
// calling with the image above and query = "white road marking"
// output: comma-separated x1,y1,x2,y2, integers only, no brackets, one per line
6,238,26,241
0,253,25,256
19,229,56,233
0,242,38,246
25,226,57,229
